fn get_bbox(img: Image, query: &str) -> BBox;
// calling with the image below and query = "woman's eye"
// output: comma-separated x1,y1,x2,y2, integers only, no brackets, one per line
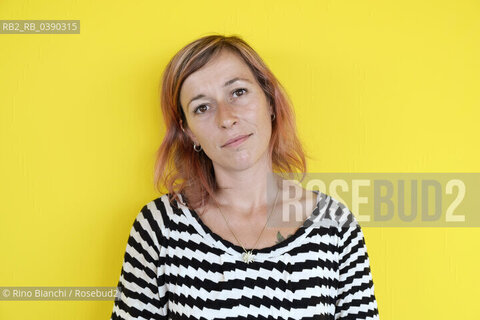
194,104,209,114
232,88,247,98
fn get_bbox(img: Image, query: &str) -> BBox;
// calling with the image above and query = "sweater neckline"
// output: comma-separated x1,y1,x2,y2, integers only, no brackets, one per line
178,190,329,261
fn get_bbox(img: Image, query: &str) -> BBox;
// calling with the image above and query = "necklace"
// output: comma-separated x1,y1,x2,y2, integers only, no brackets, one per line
212,188,280,264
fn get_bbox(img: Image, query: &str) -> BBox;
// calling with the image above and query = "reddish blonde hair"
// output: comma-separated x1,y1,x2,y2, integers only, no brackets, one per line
154,34,307,211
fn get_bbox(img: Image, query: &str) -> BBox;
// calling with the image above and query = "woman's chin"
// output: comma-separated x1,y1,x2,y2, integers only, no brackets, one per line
214,156,254,172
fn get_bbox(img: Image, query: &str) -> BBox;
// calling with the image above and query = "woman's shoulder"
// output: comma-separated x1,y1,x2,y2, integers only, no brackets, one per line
144,192,183,212
131,193,185,232
314,191,360,230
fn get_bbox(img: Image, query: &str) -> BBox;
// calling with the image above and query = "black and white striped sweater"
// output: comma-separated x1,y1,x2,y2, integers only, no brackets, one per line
111,191,379,319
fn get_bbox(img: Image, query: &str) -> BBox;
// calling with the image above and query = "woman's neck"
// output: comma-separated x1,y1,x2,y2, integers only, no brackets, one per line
211,165,281,216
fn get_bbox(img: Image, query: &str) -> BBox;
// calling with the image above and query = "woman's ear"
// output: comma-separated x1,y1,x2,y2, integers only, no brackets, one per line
179,119,186,133
180,119,198,144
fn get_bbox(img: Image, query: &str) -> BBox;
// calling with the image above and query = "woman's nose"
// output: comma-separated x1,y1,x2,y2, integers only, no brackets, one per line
216,101,237,128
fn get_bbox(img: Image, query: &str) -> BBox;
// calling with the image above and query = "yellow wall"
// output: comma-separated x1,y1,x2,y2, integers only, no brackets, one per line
1,0,479,319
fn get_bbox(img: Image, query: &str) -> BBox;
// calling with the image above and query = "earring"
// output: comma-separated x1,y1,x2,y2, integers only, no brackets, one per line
193,143,202,152
271,113,276,121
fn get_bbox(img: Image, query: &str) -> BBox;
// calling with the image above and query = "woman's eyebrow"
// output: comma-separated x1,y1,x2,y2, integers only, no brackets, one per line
223,77,251,87
187,77,251,108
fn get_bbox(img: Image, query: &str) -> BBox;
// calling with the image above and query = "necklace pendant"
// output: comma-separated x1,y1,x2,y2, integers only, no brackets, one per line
242,251,254,263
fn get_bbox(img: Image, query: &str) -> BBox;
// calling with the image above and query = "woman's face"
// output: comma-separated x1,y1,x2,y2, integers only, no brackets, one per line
179,49,273,172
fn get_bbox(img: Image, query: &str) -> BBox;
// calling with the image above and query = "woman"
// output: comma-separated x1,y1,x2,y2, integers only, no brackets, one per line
111,35,379,319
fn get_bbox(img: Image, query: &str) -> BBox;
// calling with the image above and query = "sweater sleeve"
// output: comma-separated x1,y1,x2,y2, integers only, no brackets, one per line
334,207,380,320
110,204,168,320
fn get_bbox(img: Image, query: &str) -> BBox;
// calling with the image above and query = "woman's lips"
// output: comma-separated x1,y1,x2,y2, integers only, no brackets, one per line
222,134,252,148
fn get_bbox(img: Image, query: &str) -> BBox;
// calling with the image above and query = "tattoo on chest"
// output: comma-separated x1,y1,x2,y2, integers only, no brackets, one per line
276,231,294,244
